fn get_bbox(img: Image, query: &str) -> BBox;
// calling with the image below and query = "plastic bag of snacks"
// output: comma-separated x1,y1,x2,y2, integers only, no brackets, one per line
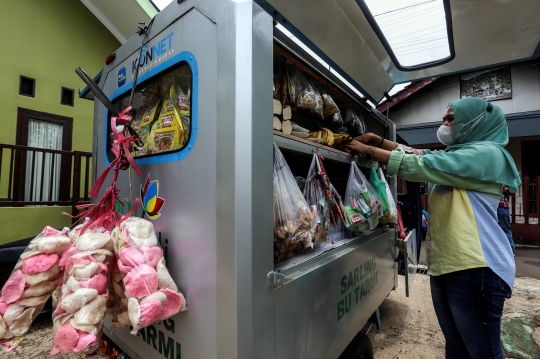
289,70,324,119
318,85,340,118
111,217,186,334
0,227,71,342
273,144,315,262
50,227,114,356
344,107,367,137
378,168,397,224
343,162,383,231
369,166,390,224
303,152,347,244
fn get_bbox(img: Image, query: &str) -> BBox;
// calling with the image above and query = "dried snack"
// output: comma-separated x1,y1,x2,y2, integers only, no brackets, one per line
344,162,382,231
273,144,316,262
318,86,340,118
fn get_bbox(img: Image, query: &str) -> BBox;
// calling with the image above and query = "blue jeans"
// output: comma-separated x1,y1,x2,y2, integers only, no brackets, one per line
430,268,512,359
497,207,515,252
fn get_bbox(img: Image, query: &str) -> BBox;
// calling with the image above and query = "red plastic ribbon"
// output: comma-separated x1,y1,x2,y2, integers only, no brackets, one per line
67,107,142,232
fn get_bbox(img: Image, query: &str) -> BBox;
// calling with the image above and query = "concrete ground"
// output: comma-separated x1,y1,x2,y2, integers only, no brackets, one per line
367,244,540,359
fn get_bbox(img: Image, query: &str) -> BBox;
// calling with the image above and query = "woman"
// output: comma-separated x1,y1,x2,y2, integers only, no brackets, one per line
346,97,519,359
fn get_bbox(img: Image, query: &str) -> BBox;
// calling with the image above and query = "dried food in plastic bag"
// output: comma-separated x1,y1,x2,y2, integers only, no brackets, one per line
318,86,340,118
289,70,323,119
274,144,315,262
274,63,294,106
344,162,383,231
50,227,113,356
377,168,397,224
0,226,71,344
303,152,347,244
110,217,186,333
331,112,344,126
344,107,367,137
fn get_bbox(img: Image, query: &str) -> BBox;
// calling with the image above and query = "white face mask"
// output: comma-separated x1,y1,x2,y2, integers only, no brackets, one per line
437,125,455,145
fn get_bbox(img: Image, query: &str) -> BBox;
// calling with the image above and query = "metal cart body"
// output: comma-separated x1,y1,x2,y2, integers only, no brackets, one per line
92,1,402,358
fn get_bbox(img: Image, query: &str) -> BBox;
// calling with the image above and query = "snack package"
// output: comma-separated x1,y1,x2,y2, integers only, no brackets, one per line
331,112,345,126
110,217,186,334
303,152,347,244
146,84,186,155
131,103,160,157
377,168,398,224
318,86,340,118
170,68,191,146
369,166,392,223
0,227,71,342
273,144,316,262
275,63,294,107
344,107,367,137
50,228,114,356
289,70,323,119
344,162,383,231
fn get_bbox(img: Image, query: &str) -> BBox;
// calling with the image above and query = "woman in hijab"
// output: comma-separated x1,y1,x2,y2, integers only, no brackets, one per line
346,97,520,359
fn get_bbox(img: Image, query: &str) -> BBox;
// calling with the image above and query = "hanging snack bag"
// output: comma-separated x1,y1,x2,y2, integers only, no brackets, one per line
146,84,186,154
170,69,191,146
303,152,347,244
273,144,316,262
275,63,294,107
50,227,114,356
344,162,382,231
378,168,398,224
0,227,71,344
369,166,391,221
111,217,186,334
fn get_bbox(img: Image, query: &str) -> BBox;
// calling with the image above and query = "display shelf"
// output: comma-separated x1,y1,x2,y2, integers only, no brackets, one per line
273,130,353,164
274,228,389,274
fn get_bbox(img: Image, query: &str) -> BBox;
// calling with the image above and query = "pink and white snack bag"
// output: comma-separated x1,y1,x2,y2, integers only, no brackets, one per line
50,227,114,356
0,226,71,340
111,217,186,334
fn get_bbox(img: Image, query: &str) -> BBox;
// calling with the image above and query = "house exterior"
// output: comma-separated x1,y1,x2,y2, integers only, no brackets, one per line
381,60,540,242
0,0,121,245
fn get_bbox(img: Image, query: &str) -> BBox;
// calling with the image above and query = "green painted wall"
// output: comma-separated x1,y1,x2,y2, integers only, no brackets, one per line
0,0,120,243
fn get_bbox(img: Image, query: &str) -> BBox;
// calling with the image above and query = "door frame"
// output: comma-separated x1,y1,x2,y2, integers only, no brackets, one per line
14,108,73,202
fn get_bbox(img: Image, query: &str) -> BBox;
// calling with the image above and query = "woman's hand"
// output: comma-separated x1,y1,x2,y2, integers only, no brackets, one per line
345,140,374,155
353,132,378,144
346,140,391,165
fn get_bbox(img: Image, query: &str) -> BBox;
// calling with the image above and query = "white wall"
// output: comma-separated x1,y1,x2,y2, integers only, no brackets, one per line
390,62,540,127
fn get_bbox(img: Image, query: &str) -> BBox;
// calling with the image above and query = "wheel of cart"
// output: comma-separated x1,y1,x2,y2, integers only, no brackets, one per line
338,331,374,359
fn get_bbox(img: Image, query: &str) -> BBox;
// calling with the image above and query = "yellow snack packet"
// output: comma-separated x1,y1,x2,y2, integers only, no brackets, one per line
146,88,185,154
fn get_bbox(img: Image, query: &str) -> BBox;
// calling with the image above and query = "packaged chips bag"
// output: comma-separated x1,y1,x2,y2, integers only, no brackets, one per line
146,84,186,154
344,162,382,231
50,227,114,356
110,217,186,334
131,103,160,157
0,227,71,343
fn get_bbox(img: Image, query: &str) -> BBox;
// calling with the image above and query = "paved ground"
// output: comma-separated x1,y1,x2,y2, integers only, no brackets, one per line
514,246,540,279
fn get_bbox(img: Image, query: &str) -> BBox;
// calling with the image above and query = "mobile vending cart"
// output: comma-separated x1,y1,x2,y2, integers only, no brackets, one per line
92,1,418,358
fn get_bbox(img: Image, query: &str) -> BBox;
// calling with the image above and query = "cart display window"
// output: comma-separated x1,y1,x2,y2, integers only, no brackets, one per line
107,63,192,161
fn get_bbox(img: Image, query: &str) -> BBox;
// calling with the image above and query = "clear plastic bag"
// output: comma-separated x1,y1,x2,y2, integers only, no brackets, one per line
274,144,315,262
0,227,71,343
110,217,186,334
303,152,347,244
331,112,345,126
275,63,294,107
318,86,340,118
344,107,367,137
290,70,324,119
378,168,398,224
50,227,114,356
344,162,383,231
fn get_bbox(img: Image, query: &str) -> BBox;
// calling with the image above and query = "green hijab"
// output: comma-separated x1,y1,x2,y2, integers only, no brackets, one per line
422,97,521,193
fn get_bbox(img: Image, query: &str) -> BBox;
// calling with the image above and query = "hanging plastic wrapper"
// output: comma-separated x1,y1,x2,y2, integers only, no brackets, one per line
109,217,186,333
290,70,324,119
344,107,367,137
0,227,71,348
50,227,114,356
377,168,398,224
273,144,316,262
343,162,383,231
303,152,347,244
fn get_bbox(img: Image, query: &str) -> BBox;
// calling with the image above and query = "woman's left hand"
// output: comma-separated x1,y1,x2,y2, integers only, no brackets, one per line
346,140,374,155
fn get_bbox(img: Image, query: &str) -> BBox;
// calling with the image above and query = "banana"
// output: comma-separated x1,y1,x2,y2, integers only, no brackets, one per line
327,130,335,146
321,129,329,144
